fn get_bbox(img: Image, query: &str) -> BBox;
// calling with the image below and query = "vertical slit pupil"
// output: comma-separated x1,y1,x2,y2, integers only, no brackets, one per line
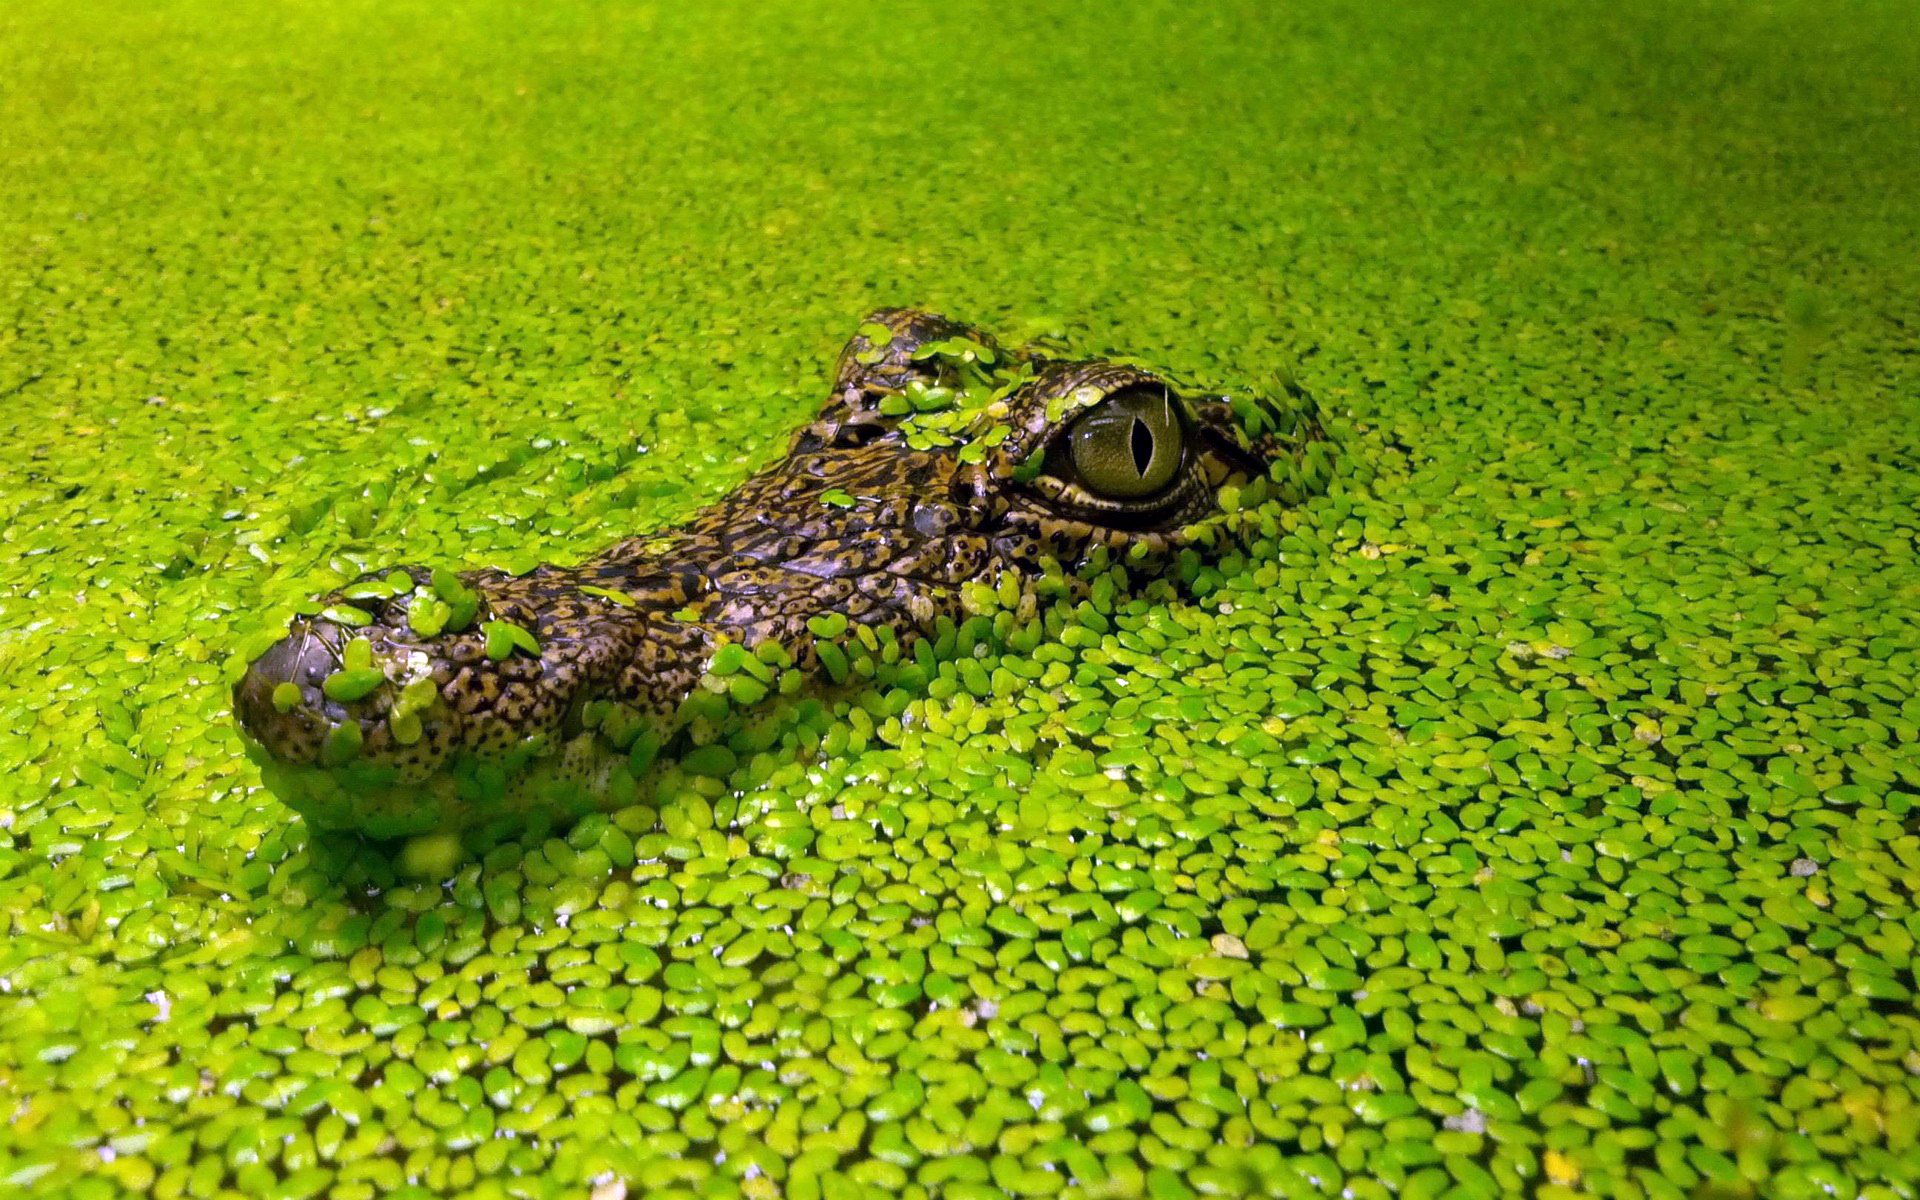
1129,417,1154,476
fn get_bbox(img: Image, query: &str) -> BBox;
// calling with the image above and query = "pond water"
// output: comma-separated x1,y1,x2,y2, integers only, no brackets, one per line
2,0,1917,1197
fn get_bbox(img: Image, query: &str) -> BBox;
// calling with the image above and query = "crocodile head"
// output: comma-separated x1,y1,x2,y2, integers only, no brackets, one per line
232,308,1333,848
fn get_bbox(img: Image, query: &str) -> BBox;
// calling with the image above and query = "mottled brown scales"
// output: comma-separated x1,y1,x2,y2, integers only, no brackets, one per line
233,308,1326,798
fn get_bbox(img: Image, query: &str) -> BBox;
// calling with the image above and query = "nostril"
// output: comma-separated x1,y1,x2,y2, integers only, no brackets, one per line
236,625,340,732
266,628,325,683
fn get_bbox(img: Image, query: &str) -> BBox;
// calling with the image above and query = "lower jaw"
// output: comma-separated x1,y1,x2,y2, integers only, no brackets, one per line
238,684,848,867
240,603,1101,866
242,728,640,847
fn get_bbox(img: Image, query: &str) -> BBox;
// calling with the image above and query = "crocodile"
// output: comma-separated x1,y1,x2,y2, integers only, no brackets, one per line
231,308,1332,851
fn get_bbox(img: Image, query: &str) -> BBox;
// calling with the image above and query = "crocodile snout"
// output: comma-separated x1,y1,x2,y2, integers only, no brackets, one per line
234,620,353,767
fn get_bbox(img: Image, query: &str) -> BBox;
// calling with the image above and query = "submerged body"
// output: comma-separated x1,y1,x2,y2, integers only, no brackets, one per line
233,309,1332,845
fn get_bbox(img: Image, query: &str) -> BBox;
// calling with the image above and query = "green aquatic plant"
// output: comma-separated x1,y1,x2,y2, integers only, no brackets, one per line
3,0,1920,1196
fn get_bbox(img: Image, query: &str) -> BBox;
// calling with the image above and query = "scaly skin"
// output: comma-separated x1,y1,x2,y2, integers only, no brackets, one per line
232,309,1332,845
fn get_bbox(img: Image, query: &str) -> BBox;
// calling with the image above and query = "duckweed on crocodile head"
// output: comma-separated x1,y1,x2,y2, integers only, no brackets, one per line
4,0,1920,1197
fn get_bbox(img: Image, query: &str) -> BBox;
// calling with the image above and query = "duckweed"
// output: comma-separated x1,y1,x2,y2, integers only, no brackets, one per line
4,0,1920,1197
321,668,386,704
481,620,541,663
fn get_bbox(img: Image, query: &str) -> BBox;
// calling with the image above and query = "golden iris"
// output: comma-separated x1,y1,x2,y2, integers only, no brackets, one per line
1068,389,1184,498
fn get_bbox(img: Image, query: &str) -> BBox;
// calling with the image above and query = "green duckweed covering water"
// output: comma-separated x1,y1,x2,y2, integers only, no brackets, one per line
4,0,1919,1196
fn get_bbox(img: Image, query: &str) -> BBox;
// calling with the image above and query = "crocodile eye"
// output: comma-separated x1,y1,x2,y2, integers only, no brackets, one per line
1068,389,1184,498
